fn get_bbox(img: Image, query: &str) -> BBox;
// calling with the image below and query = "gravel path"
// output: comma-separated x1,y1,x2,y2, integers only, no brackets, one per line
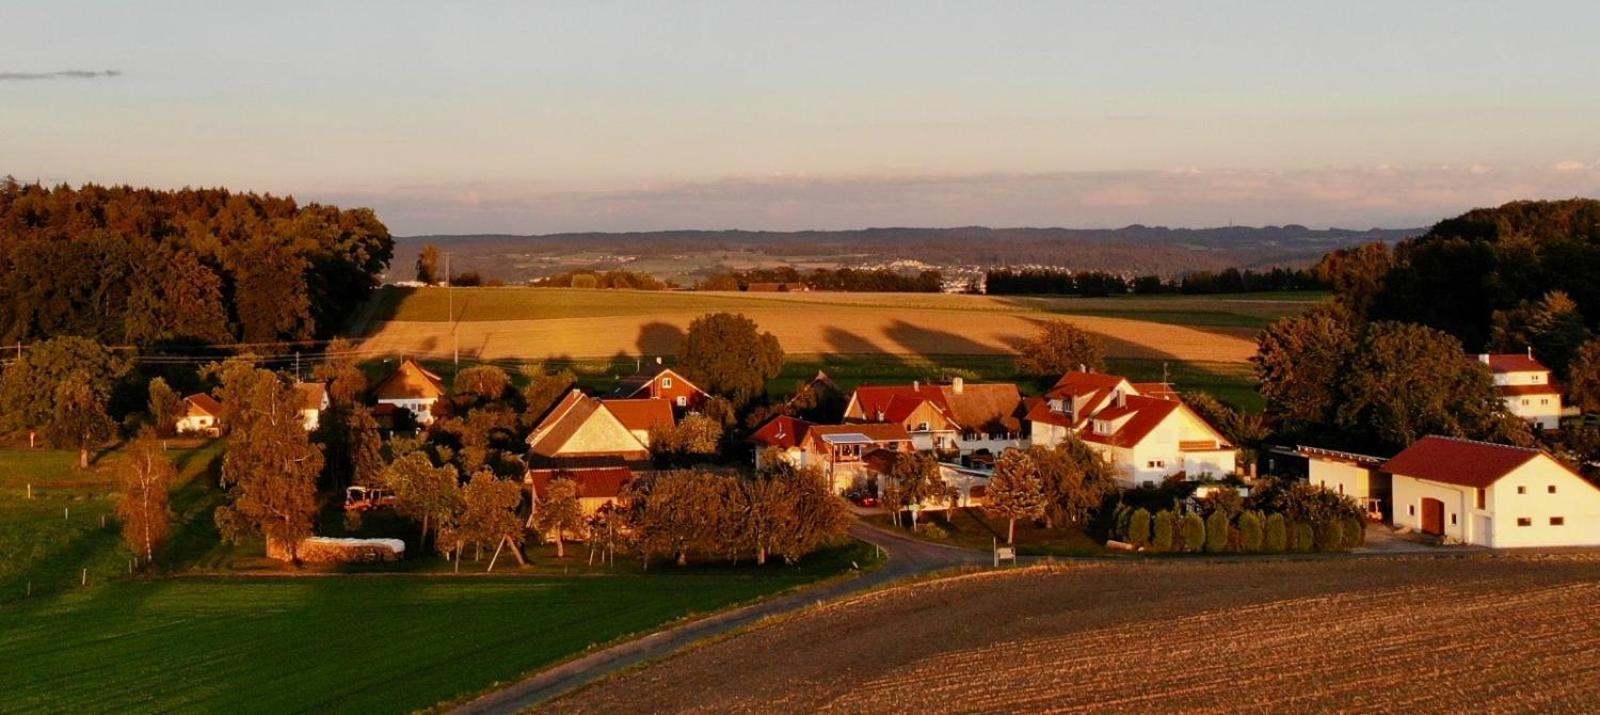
449,521,987,715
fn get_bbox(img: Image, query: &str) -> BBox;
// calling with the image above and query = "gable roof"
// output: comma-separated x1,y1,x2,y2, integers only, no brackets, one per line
293,382,328,411
184,393,222,417
1130,382,1180,401
1497,383,1562,397
374,358,445,400
612,362,706,399
1078,394,1183,447
527,467,635,501
526,389,648,459
1382,436,1553,488
751,415,814,450
849,381,1024,433
1049,371,1132,398
600,399,675,433
1476,353,1549,374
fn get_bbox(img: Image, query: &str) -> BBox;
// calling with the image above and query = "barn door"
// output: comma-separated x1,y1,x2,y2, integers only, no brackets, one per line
1421,498,1445,536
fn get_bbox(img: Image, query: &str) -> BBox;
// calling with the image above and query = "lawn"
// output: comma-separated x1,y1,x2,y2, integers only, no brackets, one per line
0,439,876,713
866,507,1107,557
0,553,867,714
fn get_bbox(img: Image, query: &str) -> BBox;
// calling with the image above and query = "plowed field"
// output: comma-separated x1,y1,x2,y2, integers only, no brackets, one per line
542,555,1600,713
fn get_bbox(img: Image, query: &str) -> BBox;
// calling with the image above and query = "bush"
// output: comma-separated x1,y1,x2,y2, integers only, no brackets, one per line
1239,511,1264,552
915,523,949,540
1112,503,1132,540
1127,508,1152,547
1264,513,1287,552
570,273,599,289
1152,510,1175,552
1292,521,1315,553
1315,519,1345,552
1205,510,1230,553
1180,513,1206,553
1343,517,1365,549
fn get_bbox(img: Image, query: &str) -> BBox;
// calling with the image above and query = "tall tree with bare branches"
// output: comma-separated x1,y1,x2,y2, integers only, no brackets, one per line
116,431,174,565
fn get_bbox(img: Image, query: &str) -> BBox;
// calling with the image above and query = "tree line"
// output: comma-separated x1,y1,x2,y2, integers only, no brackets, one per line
0,180,393,346
984,267,1324,297
697,266,943,293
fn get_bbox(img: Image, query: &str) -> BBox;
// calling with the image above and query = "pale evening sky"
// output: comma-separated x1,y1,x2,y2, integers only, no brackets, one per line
3,0,1599,234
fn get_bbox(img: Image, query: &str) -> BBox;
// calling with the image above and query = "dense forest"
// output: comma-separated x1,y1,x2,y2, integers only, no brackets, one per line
985,267,1324,296
0,180,393,347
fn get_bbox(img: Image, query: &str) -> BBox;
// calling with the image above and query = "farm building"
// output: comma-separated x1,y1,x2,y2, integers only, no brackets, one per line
176,393,223,436
294,382,329,431
373,357,445,425
1029,371,1235,488
611,359,708,412
843,378,1027,456
1298,446,1389,521
523,390,664,503
1476,352,1570,431
1384,436,1600,547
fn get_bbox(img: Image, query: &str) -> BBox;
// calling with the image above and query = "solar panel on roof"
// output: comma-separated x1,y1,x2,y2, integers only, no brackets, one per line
820,433,874,445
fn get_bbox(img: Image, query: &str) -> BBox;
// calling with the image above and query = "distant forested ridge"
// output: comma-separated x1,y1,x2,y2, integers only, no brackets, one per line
393,225,1421,285
986,267,1324,297
0,180,393,346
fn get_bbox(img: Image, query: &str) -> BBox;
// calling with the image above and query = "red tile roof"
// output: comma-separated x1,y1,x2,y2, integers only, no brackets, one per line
601,398,675,433
1381,436,1547,488
526,467,635,500
373,358,445,400
1079,395,1181,447
1476,353,1549,373
751,415,813,450
851,382,1024,433
184,393,222,417
1048,371,1129,398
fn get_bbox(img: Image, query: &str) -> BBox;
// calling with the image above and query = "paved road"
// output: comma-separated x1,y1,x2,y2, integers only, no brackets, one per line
451,521,987,715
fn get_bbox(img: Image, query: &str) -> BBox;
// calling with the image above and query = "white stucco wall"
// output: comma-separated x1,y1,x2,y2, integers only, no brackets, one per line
1309,459,1373,499
1393,456,1600,547
379,397,437,425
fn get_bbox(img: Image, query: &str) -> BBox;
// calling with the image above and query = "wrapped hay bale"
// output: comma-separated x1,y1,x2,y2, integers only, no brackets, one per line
268,537,406,563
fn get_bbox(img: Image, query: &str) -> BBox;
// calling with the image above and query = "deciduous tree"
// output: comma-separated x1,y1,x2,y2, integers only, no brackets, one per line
535,477,586,558
416,243,441,285
212,363,324,560
459,470,526,572
1014,320,1105,379
985,449,1047,544
676,312,784,407
147,377,185,438
116,431,174,564
0,336,128,466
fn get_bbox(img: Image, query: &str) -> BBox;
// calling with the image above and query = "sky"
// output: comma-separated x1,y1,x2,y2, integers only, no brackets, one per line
3,0,1599,235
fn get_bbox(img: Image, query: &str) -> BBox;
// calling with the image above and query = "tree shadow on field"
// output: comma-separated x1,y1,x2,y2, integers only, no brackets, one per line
823,327,890,356
636,322,686,358
882,319,998,359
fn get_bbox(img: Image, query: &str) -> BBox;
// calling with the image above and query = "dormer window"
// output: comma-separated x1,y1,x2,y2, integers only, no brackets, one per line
1094,420,1110,435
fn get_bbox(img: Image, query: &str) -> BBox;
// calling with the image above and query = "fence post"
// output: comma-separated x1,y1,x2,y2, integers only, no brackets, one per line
81,568,87,587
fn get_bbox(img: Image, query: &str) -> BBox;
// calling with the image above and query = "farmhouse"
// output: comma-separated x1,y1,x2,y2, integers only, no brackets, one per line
294,382,329,432
1475,352,1568,430
373,357,445,425
176,393,223,436
843,378,1027,456
1384,436,1600,547
1028,371,1235,488
752,418,913,493
523,390,665,504
612,359,708,412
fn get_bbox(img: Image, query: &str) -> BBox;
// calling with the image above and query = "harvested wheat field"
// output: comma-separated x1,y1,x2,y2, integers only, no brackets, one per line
542,555,1600,713
358,288,1280,362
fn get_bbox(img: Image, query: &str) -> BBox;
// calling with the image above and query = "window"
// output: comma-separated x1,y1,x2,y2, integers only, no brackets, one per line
1532,374,1543,383
1540,399,1549,406
1517,485,1527,494
1548,485,1557,494
1408,505,1416,516
1145,460,1165,469
915,422,930,432
1450,513,1457,525
1475,488,1486,509
1520,399,1529,406
1517,517,1532,527
662,377,672,389
676,396,687,407
1550,516,1566,526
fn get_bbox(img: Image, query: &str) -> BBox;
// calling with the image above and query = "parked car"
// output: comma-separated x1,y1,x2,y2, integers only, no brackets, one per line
847,491,880,508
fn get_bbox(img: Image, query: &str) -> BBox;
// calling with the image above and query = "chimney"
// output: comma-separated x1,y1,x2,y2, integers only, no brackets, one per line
913,380,919,390
1527,345,1534,359
1114,390,1126,408
656,356,663,365
1078,363,1087,373
951,377,964,394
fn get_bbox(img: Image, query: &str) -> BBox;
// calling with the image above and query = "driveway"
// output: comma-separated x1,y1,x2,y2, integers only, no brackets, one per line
450,520,986,715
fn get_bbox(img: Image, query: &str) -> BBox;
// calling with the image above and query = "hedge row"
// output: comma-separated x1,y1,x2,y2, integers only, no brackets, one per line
1113,506,1364,554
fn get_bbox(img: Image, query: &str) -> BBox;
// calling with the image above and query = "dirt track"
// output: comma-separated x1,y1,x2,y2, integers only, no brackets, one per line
541,554,1600,713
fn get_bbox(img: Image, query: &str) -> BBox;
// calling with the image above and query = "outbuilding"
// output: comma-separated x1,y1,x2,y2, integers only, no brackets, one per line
1384,436,1600,547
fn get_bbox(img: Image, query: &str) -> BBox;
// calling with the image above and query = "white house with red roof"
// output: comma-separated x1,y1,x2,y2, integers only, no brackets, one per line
293,382,329,432
373,357,446,425
1385,436,1600,547
610,358,708,412
1476,352,1567,430
1028,371,1236,488
176,393,224,436
842,378,1027,456
522,389,674,509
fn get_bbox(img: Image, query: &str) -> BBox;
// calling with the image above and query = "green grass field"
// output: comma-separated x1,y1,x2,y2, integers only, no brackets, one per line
0,442,874,713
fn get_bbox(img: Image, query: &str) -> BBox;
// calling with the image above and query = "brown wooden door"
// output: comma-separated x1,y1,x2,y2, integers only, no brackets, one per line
1421,498,1445,536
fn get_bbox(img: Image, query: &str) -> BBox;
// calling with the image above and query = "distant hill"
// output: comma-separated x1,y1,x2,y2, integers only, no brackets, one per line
390,225,1422,285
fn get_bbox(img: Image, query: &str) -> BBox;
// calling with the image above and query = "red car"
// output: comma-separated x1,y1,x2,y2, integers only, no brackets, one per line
847,491,880,508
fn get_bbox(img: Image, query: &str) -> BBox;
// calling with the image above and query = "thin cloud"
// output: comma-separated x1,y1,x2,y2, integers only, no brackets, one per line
0,69,122,81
